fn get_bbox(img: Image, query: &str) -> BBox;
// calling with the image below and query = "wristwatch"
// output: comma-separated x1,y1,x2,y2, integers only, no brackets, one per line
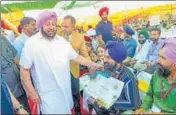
14,105,24,113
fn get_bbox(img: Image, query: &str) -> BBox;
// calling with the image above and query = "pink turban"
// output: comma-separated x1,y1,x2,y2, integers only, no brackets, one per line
36,10,57,29
162,38,176,64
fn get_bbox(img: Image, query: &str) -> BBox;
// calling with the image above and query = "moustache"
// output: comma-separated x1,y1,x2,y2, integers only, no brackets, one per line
150,37,158,41
41,28,56,38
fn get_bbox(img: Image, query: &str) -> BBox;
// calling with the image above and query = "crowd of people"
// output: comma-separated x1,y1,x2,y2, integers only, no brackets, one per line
1,6,176,114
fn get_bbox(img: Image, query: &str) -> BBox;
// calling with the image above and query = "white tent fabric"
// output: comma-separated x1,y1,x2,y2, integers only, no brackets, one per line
53,1,176,19
21,1,176,21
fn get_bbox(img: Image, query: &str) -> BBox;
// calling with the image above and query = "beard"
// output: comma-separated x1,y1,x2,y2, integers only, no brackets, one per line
102,17,108,21
156,63,171,78
104,62,116,72
151,37,159,43
41,27,56,39
138,40,146,45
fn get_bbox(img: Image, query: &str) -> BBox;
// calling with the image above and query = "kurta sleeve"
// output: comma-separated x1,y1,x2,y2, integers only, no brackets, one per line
67,42,79,60
141,72,155,110
19,39,34,69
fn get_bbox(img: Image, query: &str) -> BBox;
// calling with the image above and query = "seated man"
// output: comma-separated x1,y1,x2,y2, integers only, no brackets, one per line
143,27,163,73
123,25,137,58
128,27,163,74
134,38,176,114
93,41,141,114
128,29,151,71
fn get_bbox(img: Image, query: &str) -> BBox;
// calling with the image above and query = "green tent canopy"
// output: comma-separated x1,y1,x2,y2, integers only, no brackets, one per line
1,1,59,13
1,1,102,13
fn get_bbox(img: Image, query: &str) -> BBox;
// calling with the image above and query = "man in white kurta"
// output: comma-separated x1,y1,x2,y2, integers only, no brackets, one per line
128,29,151,71
134,39,151,63
20,32,78,114
20,10,103,114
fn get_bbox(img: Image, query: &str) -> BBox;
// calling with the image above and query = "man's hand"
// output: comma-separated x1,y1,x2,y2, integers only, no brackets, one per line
95,99,104,108
130,60,137,65
145,62,152,68
28,91,41,104
88,62,104,71
133,108,145,114
97,35,105,45
20,67,41,104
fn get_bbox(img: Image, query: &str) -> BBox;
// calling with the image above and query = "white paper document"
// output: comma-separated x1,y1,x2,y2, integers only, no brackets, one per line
79,74,91,91
85,74,124,109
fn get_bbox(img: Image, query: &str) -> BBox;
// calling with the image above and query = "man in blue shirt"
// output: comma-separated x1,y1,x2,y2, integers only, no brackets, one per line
145,27,163,70
13,17,36,65
96,7,114,45
93,41,141,114
123,25,137,58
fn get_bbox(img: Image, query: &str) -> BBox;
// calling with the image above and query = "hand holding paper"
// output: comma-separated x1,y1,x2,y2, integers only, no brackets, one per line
88,62,104,71
86,74,124,109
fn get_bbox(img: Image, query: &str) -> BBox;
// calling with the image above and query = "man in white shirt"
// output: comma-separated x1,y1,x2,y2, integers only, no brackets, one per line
133,29,151,63
128,29,151,71
20,10,103,114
